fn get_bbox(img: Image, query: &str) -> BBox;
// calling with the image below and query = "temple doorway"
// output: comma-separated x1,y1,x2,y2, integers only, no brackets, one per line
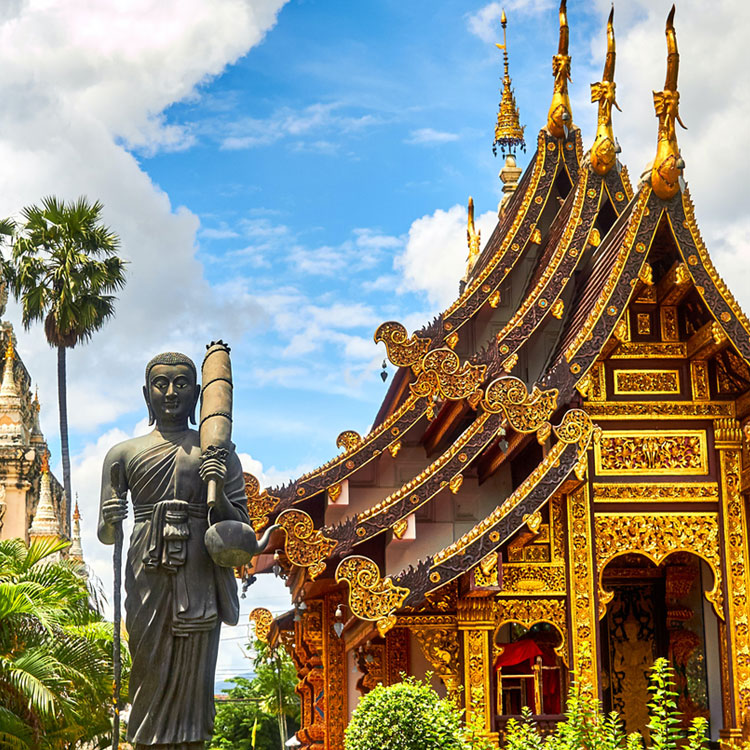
599,553,722,739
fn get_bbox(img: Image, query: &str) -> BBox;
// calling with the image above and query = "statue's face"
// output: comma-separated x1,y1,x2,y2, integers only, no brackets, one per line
147,363,197,426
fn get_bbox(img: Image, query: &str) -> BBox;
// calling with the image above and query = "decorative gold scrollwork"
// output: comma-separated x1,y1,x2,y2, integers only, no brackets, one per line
276,509,337,579
244,472,280,533
482,376,558,433
553,408,598,451
411,348,487,402
249,607,273,644
374,321,431,369
336,555,410,637
336,430,362,451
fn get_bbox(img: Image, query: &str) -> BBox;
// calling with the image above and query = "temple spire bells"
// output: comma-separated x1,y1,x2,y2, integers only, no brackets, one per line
493,9,525,217
590,7,621,176
650,5,686,200
546,0,573,139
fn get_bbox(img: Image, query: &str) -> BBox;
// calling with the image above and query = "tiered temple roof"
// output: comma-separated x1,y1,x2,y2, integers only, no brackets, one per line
246,5,750,745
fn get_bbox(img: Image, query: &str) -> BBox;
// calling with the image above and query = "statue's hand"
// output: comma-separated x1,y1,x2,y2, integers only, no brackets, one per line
102,496,128,526
199,456,227,488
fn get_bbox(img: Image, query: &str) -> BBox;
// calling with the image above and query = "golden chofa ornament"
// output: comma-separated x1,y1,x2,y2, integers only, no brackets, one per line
651,5,687,200
546,0,573,139
493,8,525,157
590,8,621,176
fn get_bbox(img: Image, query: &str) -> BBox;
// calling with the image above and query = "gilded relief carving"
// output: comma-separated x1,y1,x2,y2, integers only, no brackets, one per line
249,607,273,644
500,564,566,594
413,626,461,705
593,482,718,503
594,430,707,475
244,472,280,533
586,400,733,420
411,348,487,403
494,598,568,665
594,512,723,619
612,370,680,396
567,486,599,692
482,376,558,433
463,629,491,732
374,321,431,369
690,361,710,401
276,509,337,579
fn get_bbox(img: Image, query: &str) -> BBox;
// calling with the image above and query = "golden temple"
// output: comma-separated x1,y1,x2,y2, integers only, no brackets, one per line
246,4,749,746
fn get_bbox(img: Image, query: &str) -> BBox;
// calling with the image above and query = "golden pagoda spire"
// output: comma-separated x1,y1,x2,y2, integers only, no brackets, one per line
70,495,83,561
651,5,686,200
493,9,525,157
4,336,13,362
546,0,573,139
590,7,621,176
463,197,482,280
41,448,49,474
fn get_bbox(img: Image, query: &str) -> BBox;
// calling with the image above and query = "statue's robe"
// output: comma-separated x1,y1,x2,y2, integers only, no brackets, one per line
118,430,248,749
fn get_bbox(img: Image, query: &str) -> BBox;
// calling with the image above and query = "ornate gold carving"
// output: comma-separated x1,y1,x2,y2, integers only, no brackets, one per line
493,10,525,157
610,341,686,359
546,0,572,139
489,290,500,308
715,417,743,447
388,440,402,459
446,332,459,349
384,628,409,685
593,482,718,503
482,376,558,433
636,313,651,335
500,564,565,594
565,188,652,362
590,8,618,176
323,594,346,748
639,263,654,287
276,509,337,579
413,626,461,704
594,512,723,619
660,306,679,341
551,298,564,319
249,607,273,644
336,430,361,451
449,474,463,494
690,360,709,401
594,429,708,475
336,556,410,637
502,353,518,373
718,448,750,726
463,629,492,731
244,473,280,533
392,517,408,539
612,369,680,395
374,321,431,369
530,227,542,244
586,362,605,401
464,196,482,279
567,485,599,692
328,482,342,503
355,642,384,695
650,7,685,200
613,317,630,344
411,348,486,401
495,598,568,665
433,409,595,566
474,552,500,588
586,400,733,419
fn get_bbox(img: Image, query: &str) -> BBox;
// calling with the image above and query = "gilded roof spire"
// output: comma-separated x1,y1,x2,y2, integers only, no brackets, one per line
493,9,525,157
651,5,686,200
463,197,482,280
546,0,573,139
590,7,621,176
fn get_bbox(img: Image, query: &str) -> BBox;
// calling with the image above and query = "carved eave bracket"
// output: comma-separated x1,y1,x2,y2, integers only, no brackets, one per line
276,509,337,580
249,607,273,644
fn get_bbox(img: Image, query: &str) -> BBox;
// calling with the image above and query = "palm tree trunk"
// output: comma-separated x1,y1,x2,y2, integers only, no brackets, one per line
57,346,72,536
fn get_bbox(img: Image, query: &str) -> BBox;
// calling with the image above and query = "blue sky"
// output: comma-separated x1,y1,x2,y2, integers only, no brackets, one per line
1,0,749,688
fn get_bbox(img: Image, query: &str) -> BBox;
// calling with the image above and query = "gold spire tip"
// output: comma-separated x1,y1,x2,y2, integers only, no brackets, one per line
493,9,525,157
4,337,14,361
590,5,620,175
41,450,49,474
547,0,573,139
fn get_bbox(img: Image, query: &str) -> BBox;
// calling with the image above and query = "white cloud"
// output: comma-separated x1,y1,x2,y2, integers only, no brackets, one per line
467,0,555,43
0,0,288,438
395,204,497,310
406,128,460,145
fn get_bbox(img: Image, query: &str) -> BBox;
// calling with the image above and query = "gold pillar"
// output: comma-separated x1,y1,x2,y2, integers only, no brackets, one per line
717,438,750,737
323,594,346,750
566,484,600,694
457,599,494,735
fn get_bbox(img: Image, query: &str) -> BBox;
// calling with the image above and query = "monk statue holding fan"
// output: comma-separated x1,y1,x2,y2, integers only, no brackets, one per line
98,343,276,749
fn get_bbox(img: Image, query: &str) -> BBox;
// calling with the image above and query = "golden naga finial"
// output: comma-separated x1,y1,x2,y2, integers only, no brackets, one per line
465,197,482,277
493,9,525,157
651,5,687,200
41,449,50,474
590,7,621,176
546,0,573,139
4,336,14,362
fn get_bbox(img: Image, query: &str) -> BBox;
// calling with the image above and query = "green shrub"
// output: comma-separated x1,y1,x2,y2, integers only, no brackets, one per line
501,658,709,750
344,675,492,750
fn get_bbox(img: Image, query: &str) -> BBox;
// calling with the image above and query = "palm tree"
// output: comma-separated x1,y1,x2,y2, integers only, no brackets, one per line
0,537,129,748
1,197,126,534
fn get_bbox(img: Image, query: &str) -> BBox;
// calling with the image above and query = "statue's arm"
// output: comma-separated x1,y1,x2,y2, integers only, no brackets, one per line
98,444,129,545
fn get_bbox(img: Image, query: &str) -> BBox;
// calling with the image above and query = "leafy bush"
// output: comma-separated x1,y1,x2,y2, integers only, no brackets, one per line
501,658,709,750
344,675,492,750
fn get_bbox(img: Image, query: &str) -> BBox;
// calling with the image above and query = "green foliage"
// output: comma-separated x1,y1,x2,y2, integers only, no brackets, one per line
344,675,491,750
0,537,129,749
500,657,709,750
210,641,300,750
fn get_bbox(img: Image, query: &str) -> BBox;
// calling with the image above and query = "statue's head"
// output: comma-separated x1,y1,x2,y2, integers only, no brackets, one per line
143,352,200,428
